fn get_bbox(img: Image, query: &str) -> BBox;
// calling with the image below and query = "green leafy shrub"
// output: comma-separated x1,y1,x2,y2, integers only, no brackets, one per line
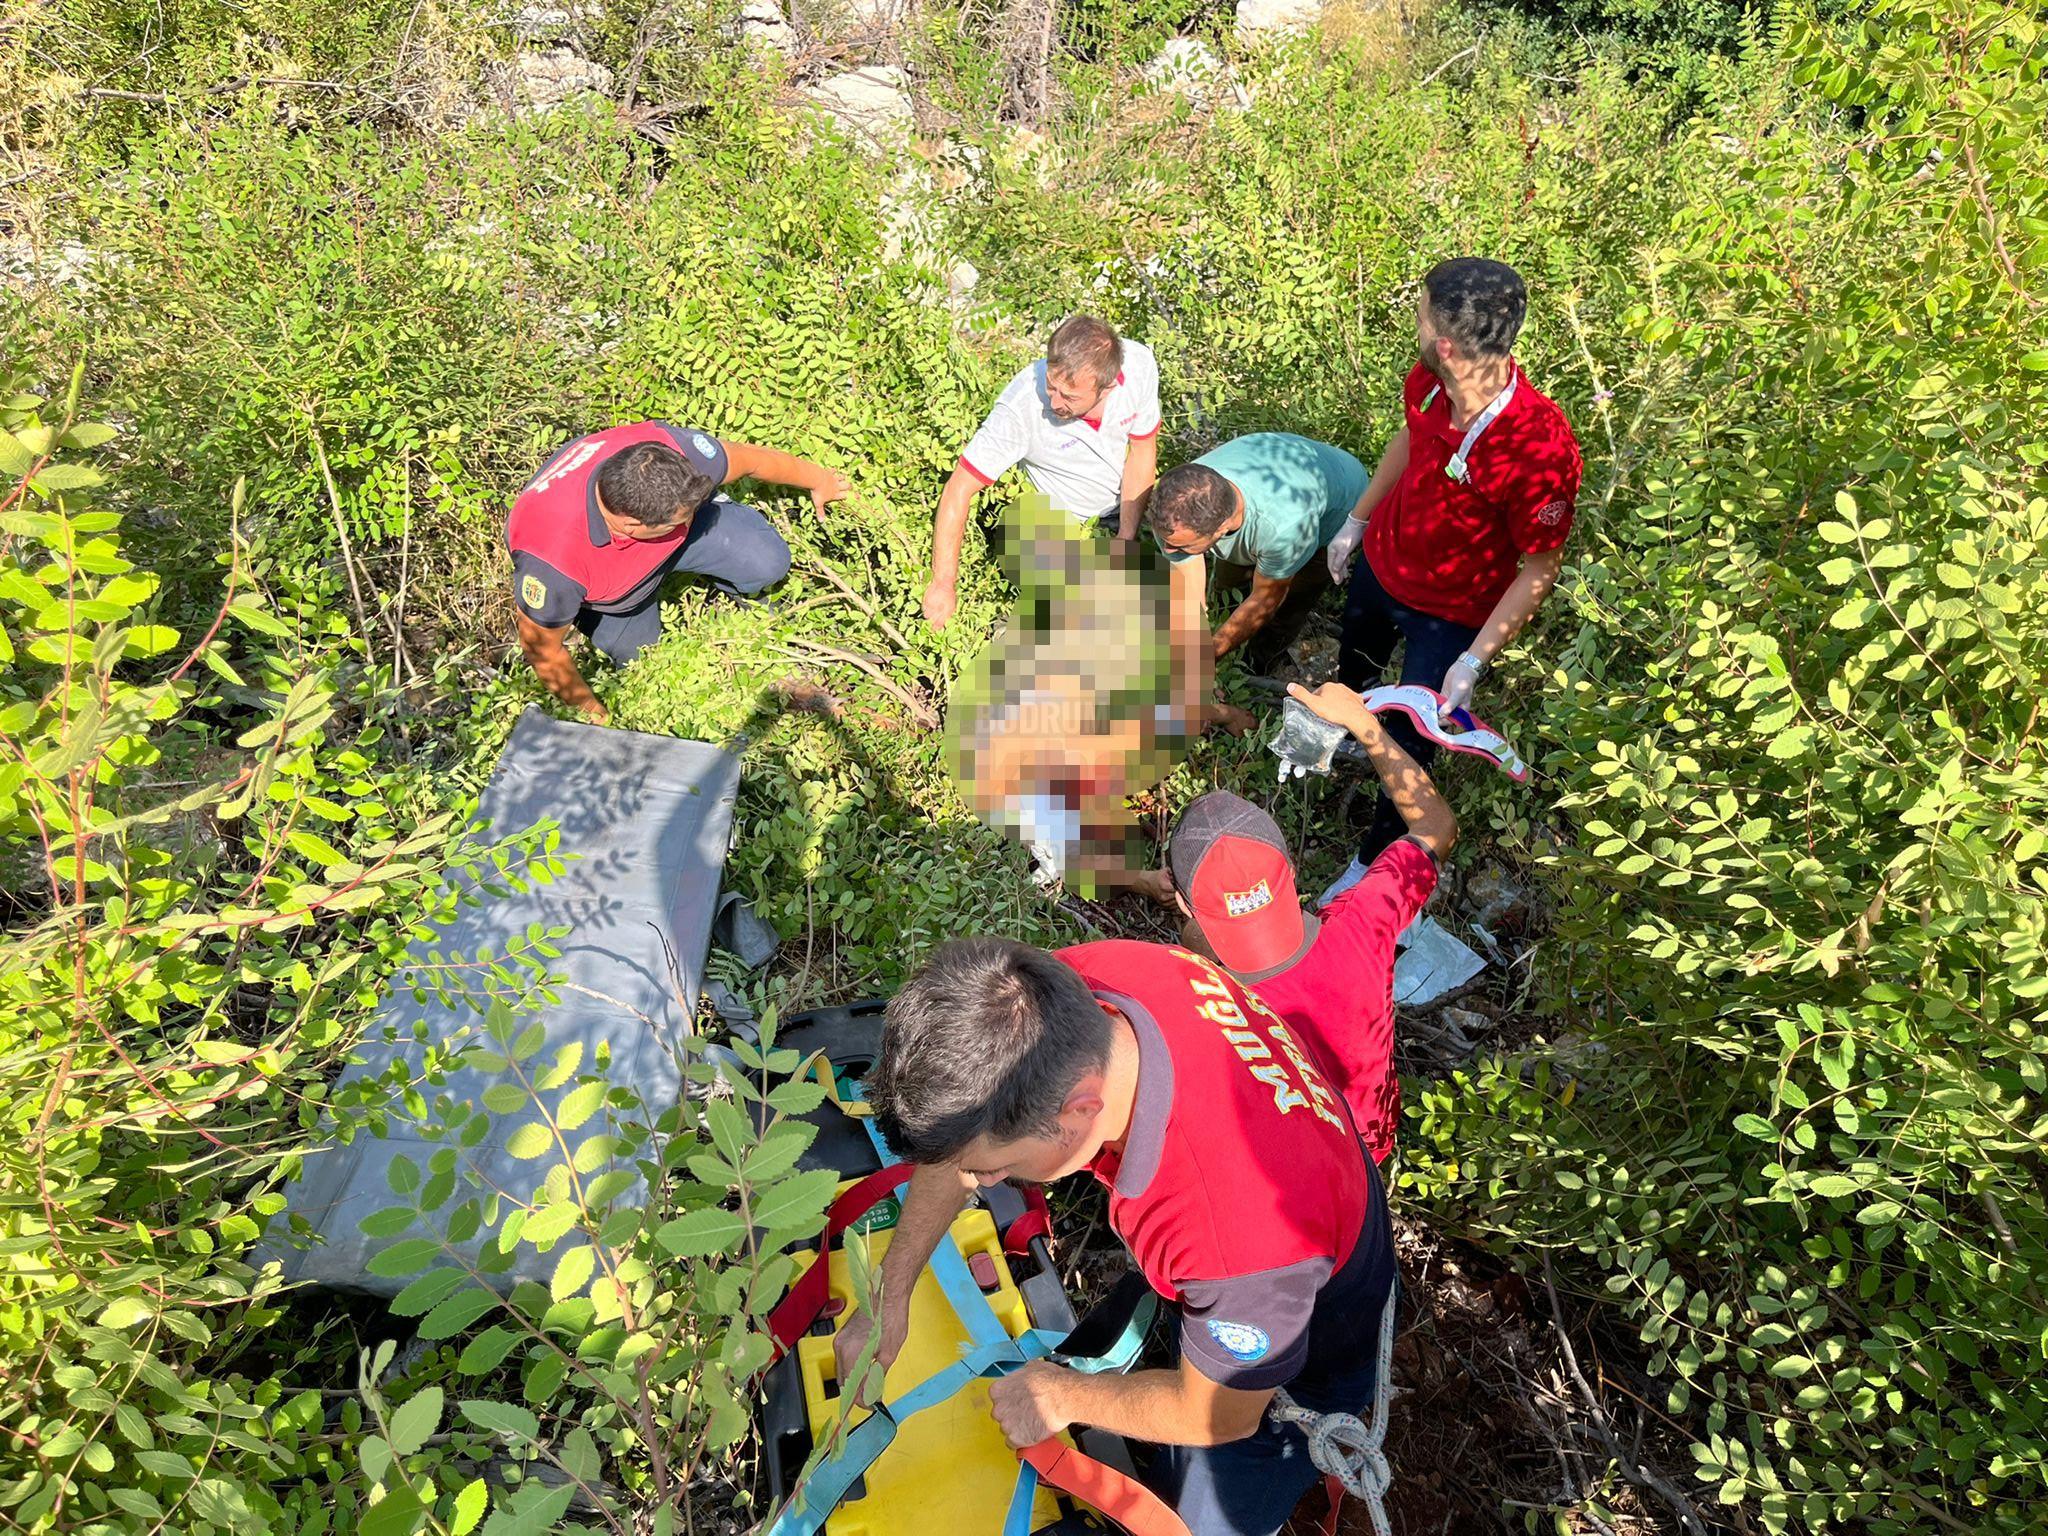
1405,3,2047,1530
0,367,536,1532
1469,0,1849,60
335,1001,859,1536
0,365,919,1535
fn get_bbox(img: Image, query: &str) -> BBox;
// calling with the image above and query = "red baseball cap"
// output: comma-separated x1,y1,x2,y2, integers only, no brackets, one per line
1170,792,1317,981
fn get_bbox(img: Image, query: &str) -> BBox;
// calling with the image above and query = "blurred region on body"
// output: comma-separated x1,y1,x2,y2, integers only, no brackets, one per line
949,493,1194,892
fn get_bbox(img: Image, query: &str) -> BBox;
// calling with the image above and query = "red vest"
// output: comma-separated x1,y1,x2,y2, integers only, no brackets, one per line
507,423,726,608
1066,940,1370,1298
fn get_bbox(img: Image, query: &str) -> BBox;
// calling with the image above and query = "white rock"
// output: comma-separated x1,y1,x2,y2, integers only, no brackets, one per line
500,47,615,113
802,65,915,147
1143,37,1224,91
0,239,98,296
822,0,911,31
509,5,577,42
948,259,980,299
1234,0,1319,40
732,0,795,54
1141,38,1251,109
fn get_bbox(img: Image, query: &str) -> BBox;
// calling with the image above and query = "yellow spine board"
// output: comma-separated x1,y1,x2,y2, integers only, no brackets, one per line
795,1209,1070,1536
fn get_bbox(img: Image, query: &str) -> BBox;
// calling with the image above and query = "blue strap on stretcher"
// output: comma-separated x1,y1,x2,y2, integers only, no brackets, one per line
845,1084,1009,1350
851,1104,1047,1535
771,1328,1067,1536
774,1084,1154,1536
769,1313,1154,1536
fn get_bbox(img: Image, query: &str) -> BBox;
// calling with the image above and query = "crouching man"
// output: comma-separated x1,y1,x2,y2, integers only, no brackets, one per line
1161,680,1455,1168
842,931,1395,1535
508,422,848,723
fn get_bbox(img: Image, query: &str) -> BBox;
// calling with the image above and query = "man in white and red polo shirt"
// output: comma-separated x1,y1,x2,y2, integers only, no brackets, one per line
851,926,1397,1535
507,422,848,723
1161,680,1454,1168
1323,257,1582,902
923,315,1162,629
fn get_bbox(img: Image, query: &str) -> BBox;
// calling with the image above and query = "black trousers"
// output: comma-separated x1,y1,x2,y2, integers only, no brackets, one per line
1336,558,1479,865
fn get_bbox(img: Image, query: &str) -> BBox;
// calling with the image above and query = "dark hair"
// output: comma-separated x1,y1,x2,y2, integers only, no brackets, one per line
1423,258,1527,358
869,938,1112,1165
1046,315,1123,389
595,441,716,530
1146,462,1236,540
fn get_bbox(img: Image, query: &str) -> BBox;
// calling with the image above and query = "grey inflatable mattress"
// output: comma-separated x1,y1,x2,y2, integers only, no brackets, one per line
265,708,741,1295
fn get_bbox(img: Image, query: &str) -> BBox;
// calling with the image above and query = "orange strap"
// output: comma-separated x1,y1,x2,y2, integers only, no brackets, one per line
1020,1438,1194,1536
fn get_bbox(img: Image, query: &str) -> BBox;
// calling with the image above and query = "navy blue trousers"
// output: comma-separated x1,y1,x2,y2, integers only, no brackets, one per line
1336,557,1479,865
576,498,789,662
1143,1159,1397,1536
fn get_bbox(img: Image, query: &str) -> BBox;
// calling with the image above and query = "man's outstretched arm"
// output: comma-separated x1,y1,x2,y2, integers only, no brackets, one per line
1212,569,1293,659
924,466,984,628
1288,680,1456,860
1117,433,1159,541
721,440,852,514
989,1353,1271,1450
831,1163,972,1394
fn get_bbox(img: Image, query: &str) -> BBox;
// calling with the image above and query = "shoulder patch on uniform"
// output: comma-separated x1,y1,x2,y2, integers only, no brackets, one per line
1205,1320,1271,1363
1535,498,1571,526
1224,881,1273,918
520,574,548,610
691,432,717,459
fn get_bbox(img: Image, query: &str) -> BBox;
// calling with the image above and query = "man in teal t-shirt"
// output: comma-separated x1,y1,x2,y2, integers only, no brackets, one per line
1146,432,1370,670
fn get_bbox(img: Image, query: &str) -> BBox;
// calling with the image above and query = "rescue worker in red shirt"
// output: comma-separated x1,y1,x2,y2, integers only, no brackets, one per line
849,924,1398,1533
1322,257,1581,903
1160,680,1454,1167
507,423,849,724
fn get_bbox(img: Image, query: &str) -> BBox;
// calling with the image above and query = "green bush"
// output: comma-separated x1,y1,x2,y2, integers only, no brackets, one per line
0,368,537,1531
0,368,937,1534
1469,0,1849,60
8,2,2045,1531
1404,3,2047,1530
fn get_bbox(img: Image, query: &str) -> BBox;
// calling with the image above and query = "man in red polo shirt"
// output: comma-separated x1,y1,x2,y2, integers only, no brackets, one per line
508,423,848,723
1162,680,1454,1167
849,928,1397,1536
1322,257,1581,902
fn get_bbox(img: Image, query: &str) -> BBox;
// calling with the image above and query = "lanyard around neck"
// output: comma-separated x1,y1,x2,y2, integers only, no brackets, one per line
1420,372,1518,483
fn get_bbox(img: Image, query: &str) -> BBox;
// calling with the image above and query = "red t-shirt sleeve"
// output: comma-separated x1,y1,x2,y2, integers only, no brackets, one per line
1502,420,1582,555
1321,837,1438,965
1307,837,1438,1159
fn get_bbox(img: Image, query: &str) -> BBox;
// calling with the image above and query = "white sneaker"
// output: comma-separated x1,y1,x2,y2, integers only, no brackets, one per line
1316,855,1372,909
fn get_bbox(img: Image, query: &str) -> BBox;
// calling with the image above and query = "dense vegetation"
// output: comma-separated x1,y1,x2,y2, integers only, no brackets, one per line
3,0,2043,1532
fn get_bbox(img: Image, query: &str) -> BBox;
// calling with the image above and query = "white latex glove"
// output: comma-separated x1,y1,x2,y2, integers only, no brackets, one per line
1438,656,1480,721
1326,517,1365,584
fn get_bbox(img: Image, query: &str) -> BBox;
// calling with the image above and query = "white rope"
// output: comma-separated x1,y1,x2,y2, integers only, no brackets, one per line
1266,1279,1400,1536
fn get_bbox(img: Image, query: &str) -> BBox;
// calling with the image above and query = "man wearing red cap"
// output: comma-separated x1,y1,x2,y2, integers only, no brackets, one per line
1163,681,1454,1165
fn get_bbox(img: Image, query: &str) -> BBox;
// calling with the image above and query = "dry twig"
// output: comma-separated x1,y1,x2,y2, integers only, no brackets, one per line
773,640,938,729
1539,1253,1707,1536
